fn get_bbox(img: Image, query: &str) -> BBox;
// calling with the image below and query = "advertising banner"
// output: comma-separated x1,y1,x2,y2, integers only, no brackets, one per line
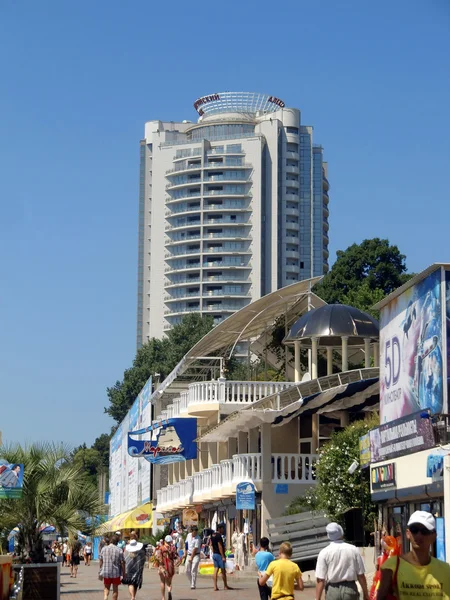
109,424,123,516
371,463,396,490
0,463,24,498
139,377,152,504
426,450,448,481
128,418,198,464
182,508,198,527
359,433,371,468
236,482,256,510
436,517,446,561
369,410,435,463
445,271,450,412
380,269,443,422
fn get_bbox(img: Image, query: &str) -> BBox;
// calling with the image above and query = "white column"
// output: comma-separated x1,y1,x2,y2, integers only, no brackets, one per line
208,442,218,467
373,342,379,367
311,337,318,380
261,423,272,484
228,437,237,459
327,346,333,376
364,338,371,368
260,423,273,537
238,431,248,454
341,336,349,372
249,428,259,453
294,341,301,382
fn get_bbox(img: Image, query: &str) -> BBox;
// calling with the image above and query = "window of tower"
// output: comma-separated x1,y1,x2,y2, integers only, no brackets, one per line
188,124,255,141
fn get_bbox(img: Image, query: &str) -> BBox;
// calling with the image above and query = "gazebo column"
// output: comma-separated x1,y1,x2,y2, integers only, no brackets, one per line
364,338,371,368
327,347,333,376
373,342,379,367
311,337,318,380
341,336,349,372
294,341,301,382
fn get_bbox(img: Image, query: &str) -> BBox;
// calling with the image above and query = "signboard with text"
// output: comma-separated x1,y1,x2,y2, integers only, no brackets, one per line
380,269,444,422
371,463,396,490
369,410,435,463
359,433,371,468
236,482,256,510
128,418,197,464
0,462,24,498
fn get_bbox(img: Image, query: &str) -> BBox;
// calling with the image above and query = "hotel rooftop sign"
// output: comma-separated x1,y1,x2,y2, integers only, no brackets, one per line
193,91,285,116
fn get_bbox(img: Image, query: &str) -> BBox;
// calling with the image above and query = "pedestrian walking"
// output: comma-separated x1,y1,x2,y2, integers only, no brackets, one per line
69,535,82,579
99,534,126,600
62,540,68,566
315,523,369,600
123,533,146,600
210,523,232,591
84,540,92,566
235,527,247,570
153,534,179,600
255,537,275,600
378,511,450,600
259,541,303,600
99,535,110,556
185,525,201,590
116,531,126,551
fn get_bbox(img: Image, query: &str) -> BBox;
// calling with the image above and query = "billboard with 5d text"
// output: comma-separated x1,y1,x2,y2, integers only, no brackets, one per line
380,268,444,423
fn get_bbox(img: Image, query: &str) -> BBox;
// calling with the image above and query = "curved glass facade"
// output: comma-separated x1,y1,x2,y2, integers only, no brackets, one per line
188,124,255,141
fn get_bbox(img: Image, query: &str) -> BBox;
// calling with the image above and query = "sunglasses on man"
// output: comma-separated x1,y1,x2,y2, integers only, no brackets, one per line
408,525,435,536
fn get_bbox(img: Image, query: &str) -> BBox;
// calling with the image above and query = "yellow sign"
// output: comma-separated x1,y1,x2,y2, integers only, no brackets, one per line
359,433,371,468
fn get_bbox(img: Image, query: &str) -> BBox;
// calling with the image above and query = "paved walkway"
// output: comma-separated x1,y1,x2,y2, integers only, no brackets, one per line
60,560,317,600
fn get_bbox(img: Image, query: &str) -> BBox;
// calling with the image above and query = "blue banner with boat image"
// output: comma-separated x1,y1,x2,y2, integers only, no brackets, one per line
127,418,198,464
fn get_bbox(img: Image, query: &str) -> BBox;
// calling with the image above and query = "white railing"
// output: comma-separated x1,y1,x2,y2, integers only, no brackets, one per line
155,380,296,421
156,452,318,512
187,380,294,406
272,453,318,483
232,453,261,483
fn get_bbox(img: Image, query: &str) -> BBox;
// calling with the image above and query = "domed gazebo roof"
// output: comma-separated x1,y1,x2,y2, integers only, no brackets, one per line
284,304,379,347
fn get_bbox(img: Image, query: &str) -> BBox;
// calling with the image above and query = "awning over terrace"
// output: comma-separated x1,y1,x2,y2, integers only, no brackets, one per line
198,368,379,442
150,277,324,404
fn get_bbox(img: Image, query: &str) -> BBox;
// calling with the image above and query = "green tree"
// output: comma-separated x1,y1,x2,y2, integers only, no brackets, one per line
72,445,102,485
106,313,214,423
92,433,112,469
285,414,380,531
0,443,103,562
314,238,412,316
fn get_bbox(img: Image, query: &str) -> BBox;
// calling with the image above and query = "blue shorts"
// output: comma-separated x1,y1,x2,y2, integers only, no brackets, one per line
213,553,225,569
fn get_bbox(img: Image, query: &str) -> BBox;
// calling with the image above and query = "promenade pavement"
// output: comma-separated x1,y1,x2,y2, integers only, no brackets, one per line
60,560,317,600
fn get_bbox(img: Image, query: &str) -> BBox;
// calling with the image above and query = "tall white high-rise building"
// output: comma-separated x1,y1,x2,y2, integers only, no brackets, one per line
137,92,329,346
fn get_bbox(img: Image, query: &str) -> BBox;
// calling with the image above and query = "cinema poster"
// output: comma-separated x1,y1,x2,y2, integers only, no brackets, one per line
380,269,444,423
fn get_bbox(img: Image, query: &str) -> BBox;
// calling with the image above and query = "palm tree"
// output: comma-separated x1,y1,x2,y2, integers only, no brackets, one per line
0,442,104,562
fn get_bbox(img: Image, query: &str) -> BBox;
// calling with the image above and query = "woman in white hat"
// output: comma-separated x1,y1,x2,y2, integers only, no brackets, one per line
123,533,146,600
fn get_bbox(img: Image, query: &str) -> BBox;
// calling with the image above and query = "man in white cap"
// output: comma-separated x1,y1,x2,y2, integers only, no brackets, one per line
315,522,369,600
378,510,450,600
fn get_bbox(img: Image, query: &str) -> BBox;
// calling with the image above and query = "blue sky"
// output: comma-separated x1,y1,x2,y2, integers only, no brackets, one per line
0,0,449,447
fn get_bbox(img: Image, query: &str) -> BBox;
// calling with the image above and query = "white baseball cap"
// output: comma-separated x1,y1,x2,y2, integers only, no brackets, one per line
165,535,173,543
407,511,436,531
326,522,344,541
115,531,121,535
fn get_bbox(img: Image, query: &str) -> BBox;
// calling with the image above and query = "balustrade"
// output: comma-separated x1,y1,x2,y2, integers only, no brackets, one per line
272,453,318,483
156,452,318,512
